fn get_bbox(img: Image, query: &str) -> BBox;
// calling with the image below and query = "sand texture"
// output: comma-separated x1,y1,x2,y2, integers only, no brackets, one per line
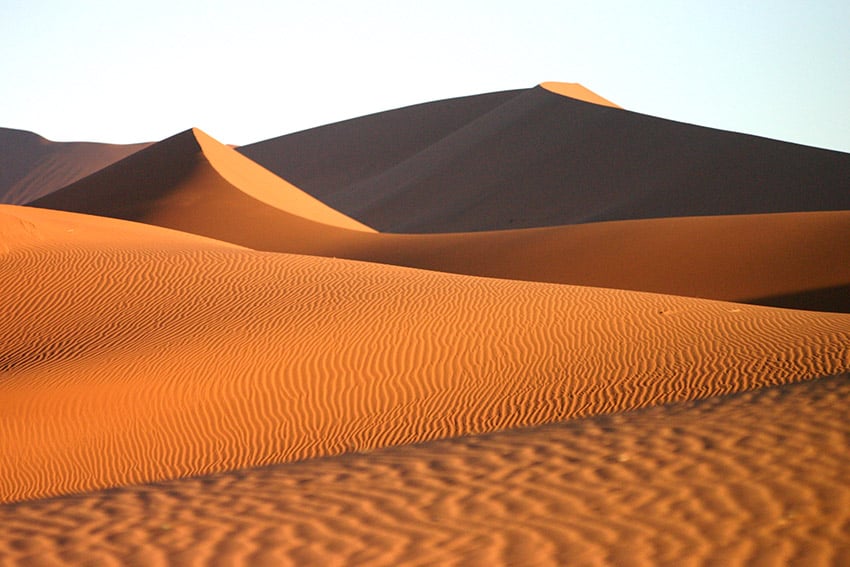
3,82,850,565
0,127,149,205
2,202,850,504
1,375,847,566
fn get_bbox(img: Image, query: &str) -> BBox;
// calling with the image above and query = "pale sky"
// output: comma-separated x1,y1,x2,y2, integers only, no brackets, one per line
2,0,848,152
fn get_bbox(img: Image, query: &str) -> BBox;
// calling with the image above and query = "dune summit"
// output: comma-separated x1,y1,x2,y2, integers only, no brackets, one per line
28,128,850,312
239,83,850,233
3,82,850,564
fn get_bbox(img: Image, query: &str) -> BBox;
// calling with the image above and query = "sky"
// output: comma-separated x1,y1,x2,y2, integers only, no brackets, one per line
1,0,848,152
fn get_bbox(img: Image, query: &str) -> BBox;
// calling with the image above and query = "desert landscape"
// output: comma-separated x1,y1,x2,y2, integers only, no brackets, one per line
1,83,849,565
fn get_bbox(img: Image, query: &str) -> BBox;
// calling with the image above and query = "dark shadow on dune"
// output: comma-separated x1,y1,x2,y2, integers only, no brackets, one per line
747,284,850,314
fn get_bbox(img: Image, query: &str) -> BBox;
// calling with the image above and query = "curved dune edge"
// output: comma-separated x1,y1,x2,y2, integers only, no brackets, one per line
539,82,621,108
2,206,849,503
2,376,846,565
191,128,374,232
26,125,850,310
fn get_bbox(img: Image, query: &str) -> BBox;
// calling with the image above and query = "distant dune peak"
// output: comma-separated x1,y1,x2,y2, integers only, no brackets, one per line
539,82,621,108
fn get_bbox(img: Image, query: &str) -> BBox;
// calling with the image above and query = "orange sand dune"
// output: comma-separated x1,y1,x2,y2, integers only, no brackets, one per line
28,130,850,311
0,127,149,205
540,81,622,108
2,375,846,565
2,204,849,503
239,84,850,232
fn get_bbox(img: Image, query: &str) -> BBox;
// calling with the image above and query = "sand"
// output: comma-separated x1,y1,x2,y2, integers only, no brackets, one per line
2,375,847,565
0,127,149,205
239,84,850,233
2,202,850,505
29,129,850,311
3,82,850,565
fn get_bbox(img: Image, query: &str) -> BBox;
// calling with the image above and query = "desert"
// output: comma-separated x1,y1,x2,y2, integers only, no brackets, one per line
1,83,849,565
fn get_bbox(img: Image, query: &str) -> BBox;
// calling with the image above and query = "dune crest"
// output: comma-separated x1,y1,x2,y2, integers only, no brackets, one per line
0,127,150,205
191,127,374,232
539,81,621,108
240,85,850,233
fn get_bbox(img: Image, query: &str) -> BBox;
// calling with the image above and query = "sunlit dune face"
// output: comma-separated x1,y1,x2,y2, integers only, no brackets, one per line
540,82,621,108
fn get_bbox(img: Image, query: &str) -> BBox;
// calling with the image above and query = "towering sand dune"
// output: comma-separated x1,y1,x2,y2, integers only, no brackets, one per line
29,129,850,311
239,84,850,233
0,127,149,204
30,127,375,253
236,88,524,206
2,204,849,503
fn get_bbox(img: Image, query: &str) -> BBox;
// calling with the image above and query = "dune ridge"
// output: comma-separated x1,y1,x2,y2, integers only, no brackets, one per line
0,127,150,205
540,81,622,108
27,129,850,311
2,204,849,503
240,84,850,233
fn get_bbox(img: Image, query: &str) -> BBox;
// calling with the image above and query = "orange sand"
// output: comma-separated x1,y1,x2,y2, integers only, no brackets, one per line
2,203,849,504
3,82,850,565
29,129,850,310
540,81,622,107
2,375,847,565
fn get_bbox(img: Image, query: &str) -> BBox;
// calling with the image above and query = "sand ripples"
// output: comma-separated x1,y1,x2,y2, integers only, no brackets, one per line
1,375,846,566
2,208,849,503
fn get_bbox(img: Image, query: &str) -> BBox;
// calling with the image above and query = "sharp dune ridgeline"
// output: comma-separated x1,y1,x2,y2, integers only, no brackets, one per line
239,82,850,233
3,82,850,565
27,125,850,311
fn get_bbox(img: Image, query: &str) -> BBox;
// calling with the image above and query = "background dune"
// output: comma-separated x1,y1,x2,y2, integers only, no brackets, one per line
239,84,850,233
0,127,149,205
2,204,849,504
29,129,850,311
1,375,846,565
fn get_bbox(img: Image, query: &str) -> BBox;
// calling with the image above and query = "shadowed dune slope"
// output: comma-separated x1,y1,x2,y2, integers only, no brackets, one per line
25,126,850,311
239,85,850,233
29,127,374,251
2,375,847,565
236,88,524,205
0,127,150,205
2,205,850,503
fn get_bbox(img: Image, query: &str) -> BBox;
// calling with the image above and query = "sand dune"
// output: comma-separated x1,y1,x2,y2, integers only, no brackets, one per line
540,80,622,108
0,127,149,205
2,204,850,504
2,375,847,565
239,84,850,233
28,129,850,311
4,81,850,565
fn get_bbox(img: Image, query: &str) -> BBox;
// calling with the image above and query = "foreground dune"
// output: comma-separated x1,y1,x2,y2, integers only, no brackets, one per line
2,375,846,565
2,204,849,504
28,130,850,311
239,84,850,232
0,127,149,205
